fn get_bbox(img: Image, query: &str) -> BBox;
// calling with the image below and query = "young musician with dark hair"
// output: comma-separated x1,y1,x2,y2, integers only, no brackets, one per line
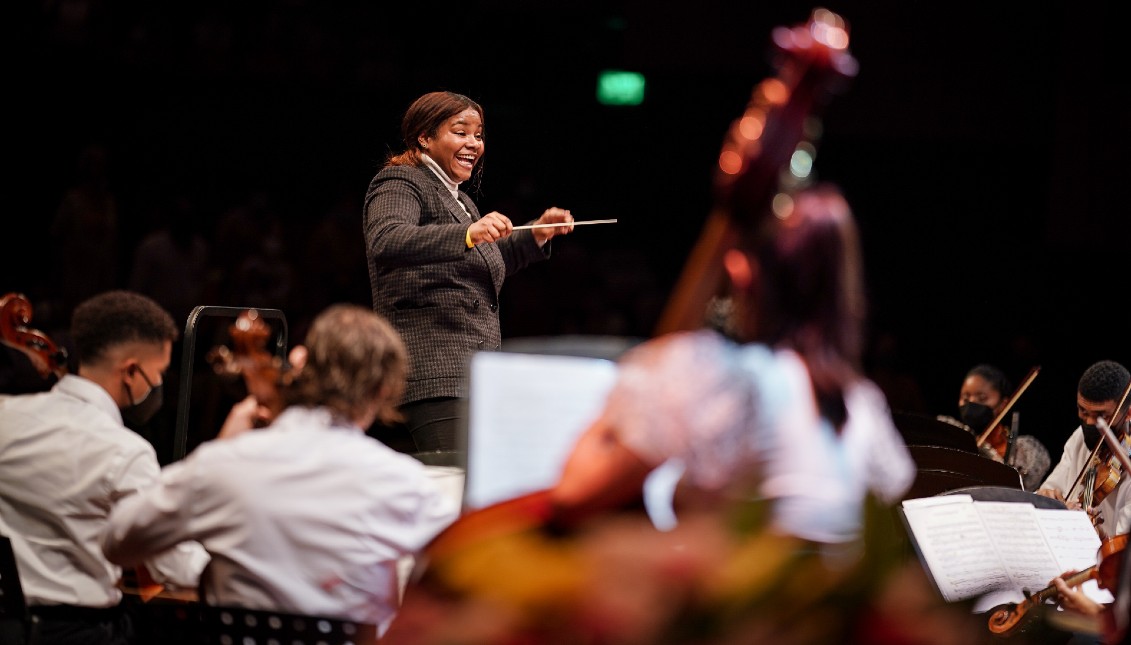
937,363,1051,491
0,290,208,645
1036,359,1130,530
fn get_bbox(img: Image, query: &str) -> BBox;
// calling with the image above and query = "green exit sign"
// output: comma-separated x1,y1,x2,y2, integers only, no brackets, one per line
596,70,645,106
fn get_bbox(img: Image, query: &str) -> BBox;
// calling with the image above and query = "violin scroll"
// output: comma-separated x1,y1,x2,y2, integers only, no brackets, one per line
0,292,68,380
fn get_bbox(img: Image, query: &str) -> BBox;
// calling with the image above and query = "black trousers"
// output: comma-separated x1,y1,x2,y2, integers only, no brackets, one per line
402,397,465,453
28,603,134,645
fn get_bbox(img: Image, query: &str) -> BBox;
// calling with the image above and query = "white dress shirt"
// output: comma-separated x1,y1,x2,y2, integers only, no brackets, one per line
0,375,209,608
1040,426,1121,529
102,406,461,634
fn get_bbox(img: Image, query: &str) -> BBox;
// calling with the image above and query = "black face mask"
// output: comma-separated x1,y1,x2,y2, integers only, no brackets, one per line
1080,423,1102,451
959,402,996,433
121,368,163,427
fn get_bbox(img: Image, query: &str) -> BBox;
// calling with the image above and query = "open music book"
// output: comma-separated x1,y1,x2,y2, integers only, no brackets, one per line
900,495,1114,613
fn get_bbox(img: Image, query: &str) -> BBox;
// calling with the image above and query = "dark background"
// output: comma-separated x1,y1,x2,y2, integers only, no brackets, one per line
6,1,1127,462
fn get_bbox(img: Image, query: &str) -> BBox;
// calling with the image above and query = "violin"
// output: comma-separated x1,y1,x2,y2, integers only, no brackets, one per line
0,292,68,380
976,366,1040,461
986,533,1127,638
206,309,288,427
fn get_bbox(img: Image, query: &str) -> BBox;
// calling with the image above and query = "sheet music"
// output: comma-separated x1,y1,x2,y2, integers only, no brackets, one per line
1035,508,1114,605
900,496,1110,612
901,496,1011,603
978,502,1061,601
464,352,618,510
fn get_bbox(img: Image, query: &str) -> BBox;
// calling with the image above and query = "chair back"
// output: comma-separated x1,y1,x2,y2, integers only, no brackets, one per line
203,605,378,645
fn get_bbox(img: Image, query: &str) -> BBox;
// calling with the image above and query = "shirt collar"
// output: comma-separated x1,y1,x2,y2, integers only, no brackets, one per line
55,373,124,424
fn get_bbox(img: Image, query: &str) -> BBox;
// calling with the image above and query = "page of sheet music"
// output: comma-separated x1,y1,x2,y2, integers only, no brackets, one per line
464,352,619,510
979,503,1061,589
901,495,1011,603
1034,508,1114,605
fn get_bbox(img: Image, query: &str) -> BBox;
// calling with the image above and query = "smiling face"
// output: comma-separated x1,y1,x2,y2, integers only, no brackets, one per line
420,108,484,183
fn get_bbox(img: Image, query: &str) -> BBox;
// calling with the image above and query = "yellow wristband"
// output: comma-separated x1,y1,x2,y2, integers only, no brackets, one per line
465,227,474,248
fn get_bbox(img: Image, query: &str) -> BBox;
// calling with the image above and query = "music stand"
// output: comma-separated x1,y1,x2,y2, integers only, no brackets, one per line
892,411,978,453
172,306,288,461
941,485,1066,510
902,445,1023,501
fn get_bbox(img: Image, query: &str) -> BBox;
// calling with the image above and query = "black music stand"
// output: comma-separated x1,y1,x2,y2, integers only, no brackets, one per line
172,306,288,461
941,485,1066,510
902,445,1023,501
892,411,978,453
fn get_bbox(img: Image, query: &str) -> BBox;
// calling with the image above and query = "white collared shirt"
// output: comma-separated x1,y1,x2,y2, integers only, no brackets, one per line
102,406,461,634
1040,426,1121,527
0,375,209,607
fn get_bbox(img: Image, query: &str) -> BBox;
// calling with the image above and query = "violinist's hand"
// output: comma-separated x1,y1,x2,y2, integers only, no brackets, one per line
1051,571,1105,617
217,395,271,440
468,211,513,245
530,207,575,245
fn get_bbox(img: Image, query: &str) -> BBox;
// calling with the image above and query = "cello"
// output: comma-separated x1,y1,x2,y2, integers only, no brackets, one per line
383,10,860,645
0,292,68,381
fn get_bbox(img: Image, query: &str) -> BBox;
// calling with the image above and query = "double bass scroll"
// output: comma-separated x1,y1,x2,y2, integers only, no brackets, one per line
653,8,858,336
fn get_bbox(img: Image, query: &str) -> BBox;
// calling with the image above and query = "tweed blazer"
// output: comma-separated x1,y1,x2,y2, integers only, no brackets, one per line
363,164,549,404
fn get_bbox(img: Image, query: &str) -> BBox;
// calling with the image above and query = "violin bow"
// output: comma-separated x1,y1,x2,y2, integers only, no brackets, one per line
975,365,1040,449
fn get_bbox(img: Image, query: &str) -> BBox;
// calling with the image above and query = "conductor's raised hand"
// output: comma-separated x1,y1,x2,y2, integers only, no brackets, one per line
468,211,513,245
531,207,575,244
